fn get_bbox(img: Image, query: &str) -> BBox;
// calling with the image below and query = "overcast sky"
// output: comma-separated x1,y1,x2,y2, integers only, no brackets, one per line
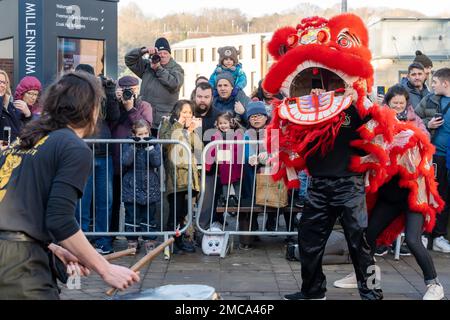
118,0,450,18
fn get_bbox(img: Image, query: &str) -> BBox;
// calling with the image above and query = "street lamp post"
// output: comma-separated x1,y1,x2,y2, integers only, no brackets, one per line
341,0,348,13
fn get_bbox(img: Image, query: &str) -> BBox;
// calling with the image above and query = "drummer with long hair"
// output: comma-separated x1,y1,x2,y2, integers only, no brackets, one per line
0,72,139,299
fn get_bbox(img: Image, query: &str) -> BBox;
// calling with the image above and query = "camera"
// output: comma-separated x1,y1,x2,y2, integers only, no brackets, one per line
150,54,161,64
98,75,115,88
396,110,408,121
122,88,134,101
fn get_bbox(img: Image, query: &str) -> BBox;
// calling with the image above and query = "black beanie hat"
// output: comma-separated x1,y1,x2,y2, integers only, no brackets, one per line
155,37,171,54
75,64,95,75
413,50,433,69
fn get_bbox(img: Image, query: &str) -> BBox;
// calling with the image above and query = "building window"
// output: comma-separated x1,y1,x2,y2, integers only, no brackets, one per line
192,48,196,63
212,48,216,62
251,72,256,92
239,45,243,59
200,48,204,62
57,37,104,77
0,38,14,84
174,49,184,62
252,44,256,59
398,70,408,83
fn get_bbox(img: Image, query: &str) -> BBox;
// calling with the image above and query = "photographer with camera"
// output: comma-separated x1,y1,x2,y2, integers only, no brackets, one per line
74,64,120,254
125,37,184,136
110,75,153,236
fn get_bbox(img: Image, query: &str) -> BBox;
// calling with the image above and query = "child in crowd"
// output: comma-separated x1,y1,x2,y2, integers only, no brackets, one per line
209,46,247,94
251,79,284,117
122,119,161,253
206,112,244,208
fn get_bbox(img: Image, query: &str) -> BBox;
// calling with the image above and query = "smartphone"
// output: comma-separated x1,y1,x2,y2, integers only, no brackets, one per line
435,112,443,120
377,86,385,96
2,126,11,146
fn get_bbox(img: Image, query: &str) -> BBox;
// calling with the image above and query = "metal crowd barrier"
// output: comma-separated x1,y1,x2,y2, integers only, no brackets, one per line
196,139,302,258
78,139,193,258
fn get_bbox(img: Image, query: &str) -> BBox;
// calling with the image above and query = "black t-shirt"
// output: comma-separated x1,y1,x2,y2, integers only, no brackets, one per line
0,128,92,243
306,105,367,177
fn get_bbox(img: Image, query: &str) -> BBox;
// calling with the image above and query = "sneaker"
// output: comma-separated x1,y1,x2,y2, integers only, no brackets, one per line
391,242,411,256
95,244,113,255
423,283,445,300
432,236,450,253
127,240,139,251
239,244,252,250
294,199,305,208
374,245,390,257
143,240,158,254
422,235,429,249
283,291,326,300
333,272,357,289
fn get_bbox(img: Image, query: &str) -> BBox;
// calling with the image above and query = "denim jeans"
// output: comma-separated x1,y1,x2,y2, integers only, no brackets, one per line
298,170,310,200
76,156,113,248
124,203,157,241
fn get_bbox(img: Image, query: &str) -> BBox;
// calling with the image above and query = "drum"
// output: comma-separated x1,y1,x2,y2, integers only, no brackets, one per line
115,284,220,300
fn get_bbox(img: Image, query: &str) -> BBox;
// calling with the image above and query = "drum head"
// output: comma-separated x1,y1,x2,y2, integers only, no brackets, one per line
115,284,217,300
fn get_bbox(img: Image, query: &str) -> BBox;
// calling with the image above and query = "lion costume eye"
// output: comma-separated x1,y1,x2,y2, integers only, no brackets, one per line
337,29,361,48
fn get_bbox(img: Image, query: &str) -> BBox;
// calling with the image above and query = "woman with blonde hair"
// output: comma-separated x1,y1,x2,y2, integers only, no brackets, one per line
0,70,33,144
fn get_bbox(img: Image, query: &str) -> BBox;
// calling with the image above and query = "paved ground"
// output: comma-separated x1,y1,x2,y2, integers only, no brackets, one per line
60,235,450,300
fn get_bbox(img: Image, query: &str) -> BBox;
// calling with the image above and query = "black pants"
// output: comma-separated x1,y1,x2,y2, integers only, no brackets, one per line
367,183,438,283
298,175,383,300
0,240,59,299
432,155,449,238
166,191,189,231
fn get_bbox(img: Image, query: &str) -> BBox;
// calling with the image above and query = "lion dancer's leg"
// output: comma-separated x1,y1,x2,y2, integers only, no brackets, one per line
296,177,335,299
337,176,383,300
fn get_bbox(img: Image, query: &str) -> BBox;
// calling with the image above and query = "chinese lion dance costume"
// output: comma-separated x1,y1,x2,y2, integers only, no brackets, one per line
263,13,444,246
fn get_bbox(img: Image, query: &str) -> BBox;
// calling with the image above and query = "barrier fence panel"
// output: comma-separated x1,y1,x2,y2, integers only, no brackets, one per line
78,139,193,257
197,138,302,257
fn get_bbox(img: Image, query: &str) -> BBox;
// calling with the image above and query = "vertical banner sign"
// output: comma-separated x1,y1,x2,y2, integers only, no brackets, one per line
18,0,43,81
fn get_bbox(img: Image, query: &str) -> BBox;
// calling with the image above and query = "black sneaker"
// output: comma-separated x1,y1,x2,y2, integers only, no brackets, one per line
374,245,390,256
294,199,305,208
391,242,412,256
283,291,326,300
94,244,113,255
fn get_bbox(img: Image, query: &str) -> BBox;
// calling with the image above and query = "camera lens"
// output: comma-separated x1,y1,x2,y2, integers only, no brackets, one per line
151,54,161,64
122,88,134,101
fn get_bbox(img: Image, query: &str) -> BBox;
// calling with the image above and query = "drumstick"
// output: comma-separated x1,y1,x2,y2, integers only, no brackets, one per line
105,237,175,296
103,248,137,261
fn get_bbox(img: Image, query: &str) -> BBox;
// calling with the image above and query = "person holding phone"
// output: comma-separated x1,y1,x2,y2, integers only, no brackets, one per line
159,100,202,253
416,68,450,253
0,70,32,145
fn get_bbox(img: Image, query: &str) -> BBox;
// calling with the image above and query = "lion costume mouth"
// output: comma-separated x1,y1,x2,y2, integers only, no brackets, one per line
277,63,356,124
263,15,374,125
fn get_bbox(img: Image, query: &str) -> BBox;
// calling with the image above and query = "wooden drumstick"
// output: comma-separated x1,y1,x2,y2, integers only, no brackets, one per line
103,248,137,261
105,237,175,296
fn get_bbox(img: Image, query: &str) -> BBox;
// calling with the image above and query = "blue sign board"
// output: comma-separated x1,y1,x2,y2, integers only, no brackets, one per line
18,0,43,82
